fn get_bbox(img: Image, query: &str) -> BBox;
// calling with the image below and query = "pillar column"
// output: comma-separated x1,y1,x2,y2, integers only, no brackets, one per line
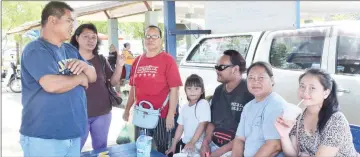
185,13,197,50
107,18,119,50
145,11,158,27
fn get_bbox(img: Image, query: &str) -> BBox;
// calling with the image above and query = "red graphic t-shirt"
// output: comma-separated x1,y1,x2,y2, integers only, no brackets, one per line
129,52,182,118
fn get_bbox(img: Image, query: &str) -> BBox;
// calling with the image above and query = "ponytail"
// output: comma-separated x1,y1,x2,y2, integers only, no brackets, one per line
318,79,339,132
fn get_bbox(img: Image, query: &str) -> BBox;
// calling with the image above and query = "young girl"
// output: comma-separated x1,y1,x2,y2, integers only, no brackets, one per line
165,74,211,156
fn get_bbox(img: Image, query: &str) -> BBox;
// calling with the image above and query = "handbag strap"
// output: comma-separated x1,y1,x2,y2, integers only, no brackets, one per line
133,54,169,111
98,54,107,83
133,54,143,101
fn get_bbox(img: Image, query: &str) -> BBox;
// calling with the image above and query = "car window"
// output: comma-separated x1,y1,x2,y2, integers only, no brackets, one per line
186,35,252,64
270,32,325,70
336,31,360,75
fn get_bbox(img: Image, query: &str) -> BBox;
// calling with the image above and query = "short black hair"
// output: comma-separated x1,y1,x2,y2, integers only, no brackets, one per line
41,1,74,27
223,50,246,74
123,42,130,48
247,61,274,77
70,23,101,55
144,25,162,38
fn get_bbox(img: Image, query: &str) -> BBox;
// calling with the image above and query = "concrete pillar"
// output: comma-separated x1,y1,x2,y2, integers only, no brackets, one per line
107,18,119,50
185,13,198,50
145,11,158,27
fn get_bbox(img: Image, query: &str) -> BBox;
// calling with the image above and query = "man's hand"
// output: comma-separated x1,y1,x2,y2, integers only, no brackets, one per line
166,114,175,131
78,73,89,89
67,59,89,75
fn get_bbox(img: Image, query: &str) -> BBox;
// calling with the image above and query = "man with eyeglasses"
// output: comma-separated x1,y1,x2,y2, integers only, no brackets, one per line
122,25,182,154
199,50,254,157
19,1,96,156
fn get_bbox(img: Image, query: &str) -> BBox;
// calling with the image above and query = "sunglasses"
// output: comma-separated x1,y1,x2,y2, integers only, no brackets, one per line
214,64,234,71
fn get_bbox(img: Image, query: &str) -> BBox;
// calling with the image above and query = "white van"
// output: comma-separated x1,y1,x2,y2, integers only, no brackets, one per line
178,21,360,125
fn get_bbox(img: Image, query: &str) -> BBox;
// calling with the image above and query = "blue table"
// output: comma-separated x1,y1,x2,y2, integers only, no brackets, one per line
81,143,166,157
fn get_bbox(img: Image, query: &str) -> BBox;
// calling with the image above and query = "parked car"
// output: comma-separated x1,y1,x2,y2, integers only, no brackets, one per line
179,21,360,125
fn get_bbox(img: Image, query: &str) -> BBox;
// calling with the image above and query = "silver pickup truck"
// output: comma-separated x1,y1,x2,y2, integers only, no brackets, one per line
178,22,360,126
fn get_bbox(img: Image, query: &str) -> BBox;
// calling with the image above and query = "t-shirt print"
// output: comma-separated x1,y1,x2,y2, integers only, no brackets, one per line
58,58,76,75
231,101,244,112
135,65,158,78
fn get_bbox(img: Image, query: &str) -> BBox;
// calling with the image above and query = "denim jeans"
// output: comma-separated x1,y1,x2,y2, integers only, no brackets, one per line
20,134,80,157
124,64,132,80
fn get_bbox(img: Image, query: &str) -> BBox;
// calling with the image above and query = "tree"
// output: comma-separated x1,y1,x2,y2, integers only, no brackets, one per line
2,1,45,40
2,1,45,64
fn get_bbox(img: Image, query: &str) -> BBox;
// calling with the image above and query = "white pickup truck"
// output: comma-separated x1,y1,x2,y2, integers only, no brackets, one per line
178,22,360,126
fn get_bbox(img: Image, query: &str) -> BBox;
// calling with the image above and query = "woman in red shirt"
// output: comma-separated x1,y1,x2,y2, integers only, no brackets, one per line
122,25,182,154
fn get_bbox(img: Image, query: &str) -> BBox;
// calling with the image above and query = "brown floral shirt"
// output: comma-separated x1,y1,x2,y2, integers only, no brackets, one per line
290,112,359,157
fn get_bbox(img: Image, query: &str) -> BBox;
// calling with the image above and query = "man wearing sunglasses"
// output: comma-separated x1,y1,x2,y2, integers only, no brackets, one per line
199,50,254,157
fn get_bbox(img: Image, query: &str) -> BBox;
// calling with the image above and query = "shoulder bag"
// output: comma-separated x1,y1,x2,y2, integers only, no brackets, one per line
99,54,123,108
131,54,169,129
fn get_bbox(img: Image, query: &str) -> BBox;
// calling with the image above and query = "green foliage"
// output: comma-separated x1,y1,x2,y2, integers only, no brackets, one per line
78,21,108,34
2,1,45,38
329,13,360,21
77,21,165,40
270,43,288,67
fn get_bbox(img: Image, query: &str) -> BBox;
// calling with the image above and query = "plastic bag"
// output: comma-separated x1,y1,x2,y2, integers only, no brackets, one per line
116,123,135,144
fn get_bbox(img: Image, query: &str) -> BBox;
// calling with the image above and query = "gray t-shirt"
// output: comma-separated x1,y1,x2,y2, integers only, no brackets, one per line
236,92,285,157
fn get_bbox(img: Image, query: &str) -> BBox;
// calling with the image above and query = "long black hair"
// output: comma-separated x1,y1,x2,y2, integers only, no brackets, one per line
70,23,101,55
185,74,206,119
299,68,339,133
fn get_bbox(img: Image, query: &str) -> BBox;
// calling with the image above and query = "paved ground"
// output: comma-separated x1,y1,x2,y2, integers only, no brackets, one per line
1,86,128,156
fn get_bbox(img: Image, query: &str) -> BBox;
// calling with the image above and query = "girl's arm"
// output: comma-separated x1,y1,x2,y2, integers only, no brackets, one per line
188,122,208,144
171,125,184,147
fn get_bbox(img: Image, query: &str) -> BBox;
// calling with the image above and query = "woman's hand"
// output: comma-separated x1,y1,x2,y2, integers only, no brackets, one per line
166,115,175,131
116,54,126,67
274,116,296,138
165,144,176,155
122,110,130,122
299,152,311,157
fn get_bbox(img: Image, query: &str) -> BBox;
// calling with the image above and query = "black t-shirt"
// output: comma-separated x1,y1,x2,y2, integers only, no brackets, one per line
107,52,117,69
211,79,254,132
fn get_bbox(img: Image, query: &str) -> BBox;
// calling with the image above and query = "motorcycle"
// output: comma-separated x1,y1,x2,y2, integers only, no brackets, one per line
3,62,21,93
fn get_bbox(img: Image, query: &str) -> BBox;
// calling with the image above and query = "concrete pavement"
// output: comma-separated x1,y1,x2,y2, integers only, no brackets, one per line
1,87,128,156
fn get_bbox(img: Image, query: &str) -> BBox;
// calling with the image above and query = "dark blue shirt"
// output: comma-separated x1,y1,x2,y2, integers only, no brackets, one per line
20,38,88,139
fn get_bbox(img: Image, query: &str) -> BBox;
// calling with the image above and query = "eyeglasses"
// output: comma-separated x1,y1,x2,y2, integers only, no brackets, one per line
145,35,161,39
214,64,234,71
